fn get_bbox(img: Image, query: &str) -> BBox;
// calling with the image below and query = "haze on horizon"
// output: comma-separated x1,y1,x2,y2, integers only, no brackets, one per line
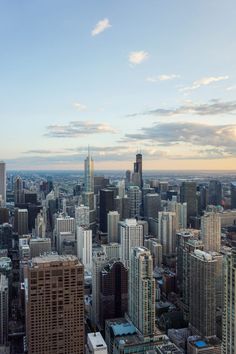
1,0,236,171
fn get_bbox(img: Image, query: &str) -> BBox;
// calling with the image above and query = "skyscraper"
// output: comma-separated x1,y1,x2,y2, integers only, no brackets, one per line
201,211,221,253
77,226,92,271
128,247,155,336
208,180,222,206
99,189,115,233
158,211,177,256
189,250,217,337
222,248,236,354
119,219,143,267
15,208,29,236
24,254,84,354
107,211,120,243
127,186,142,218
133,153,143,189
99,260,128,328
0,162,6,206
0,274,8,346
231,182,236,209
84,148,94,193
180,181,197,225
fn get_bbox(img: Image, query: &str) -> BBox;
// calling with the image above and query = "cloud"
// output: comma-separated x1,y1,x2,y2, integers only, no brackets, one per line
226,85,236,91
125,122,236,158
45,121,117,138
91,18,111,36
128,99,236,117
146,74,180,82
23,149,64,154
181,76,229,91
129,51,149,65
74,102,87,111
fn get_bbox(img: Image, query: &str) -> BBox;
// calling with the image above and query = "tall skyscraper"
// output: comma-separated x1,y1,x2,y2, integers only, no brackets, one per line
84,148,94,193
15,209,29,236
167,200,187,230
158,211,177,256
133,153,143,188
75,204,90,227
128,247,155,336
189,250,217,337
14,176,24,204
99,260,128,328
127,186,142,218
99,189,115,233
208,180,222,206
107,211,120,243
119,219,143,267
24,254,84,354
0,274,8,345
180,181,197,225
223,248,236,354
77,226,92,271
0,162,6,206
231,182,236,209
201,211,221,253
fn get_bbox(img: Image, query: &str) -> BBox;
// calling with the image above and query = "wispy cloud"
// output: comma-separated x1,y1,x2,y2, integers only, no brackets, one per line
226,85,236,91
125,122,236,158
181,76,229,91
127,99,236,117
91,18,111,36
23,149,64,154
74,102,87,111
146,74,180,82
45,121,117,138
129,51,149,65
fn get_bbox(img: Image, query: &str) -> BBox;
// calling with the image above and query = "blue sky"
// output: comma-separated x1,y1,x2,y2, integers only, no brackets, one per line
1,0,236,170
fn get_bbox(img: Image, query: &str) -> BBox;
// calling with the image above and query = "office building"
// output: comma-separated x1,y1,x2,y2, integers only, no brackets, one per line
119,219,143,267
144,238,162,267
107,211,120,243
24,254,84,354
99,189,115,233
180,182,197,225
144,193,161,219
208,180,222,206
189,250,217,337
54,214,75,249
101,243,121,260
0,275,8,345
29,238,51,258
129,247,155,336
127,186,142,218
158,211,177,256
222,248,236,354
75,205,90,227
0,163,6,206
201,212,221,253
167,201,187,230
84,148,94,193
14,176,24,204
100,260,128,327
15,209,28,236
231,182,236,209
77,226,92,271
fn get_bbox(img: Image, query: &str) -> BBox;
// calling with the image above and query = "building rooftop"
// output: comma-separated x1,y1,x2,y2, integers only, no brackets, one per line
29,253,81,268
87,332,107,350
111,323,137,337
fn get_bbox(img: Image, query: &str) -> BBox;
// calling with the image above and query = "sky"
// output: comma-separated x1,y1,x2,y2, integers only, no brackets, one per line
1,0,236,170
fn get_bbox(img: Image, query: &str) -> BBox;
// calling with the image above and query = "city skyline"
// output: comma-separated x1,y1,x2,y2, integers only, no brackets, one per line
1,0,236,170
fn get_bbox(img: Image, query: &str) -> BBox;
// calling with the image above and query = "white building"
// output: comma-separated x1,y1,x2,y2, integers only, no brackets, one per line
128,247,155,336
54,214,75,249
86,332,107,354
0,162,6,206
101,243,121,260
84,149,94,193
119,219,143,267
167,201,187,230
75,205,90,227
77,226,92,271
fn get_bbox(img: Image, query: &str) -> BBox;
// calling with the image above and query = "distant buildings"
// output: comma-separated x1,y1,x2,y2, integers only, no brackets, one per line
0,162,6,206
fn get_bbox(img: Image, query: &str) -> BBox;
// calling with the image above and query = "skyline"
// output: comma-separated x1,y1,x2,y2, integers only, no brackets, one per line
1,0,236,170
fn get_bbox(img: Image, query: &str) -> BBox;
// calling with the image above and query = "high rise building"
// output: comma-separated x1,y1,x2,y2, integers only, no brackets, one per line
158,211,177,256
144,193,161,219
128,247,155,336
99,189,115,233
208,180,222,206
99,260,128,327
133,153,143,189
92,252,108,326
0,274,8,345
107,211,120,243
231,182,236,209
119,219,143,267
201,212,221,253
24,254,84,354
14,176,24,204
167,201,187,230
0,162,6,206
84,148,94,193
75,205,90,227
54,214,75,250
127,186,142,218
189,250,217,337
144,237,162,267
180,181,197,225
15,209,28,236
77,226,92,271
29,238,51,258
222,248,236,354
